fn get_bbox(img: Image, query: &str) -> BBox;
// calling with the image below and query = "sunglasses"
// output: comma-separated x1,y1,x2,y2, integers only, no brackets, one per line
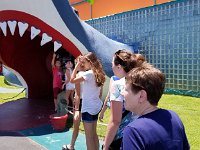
131,82,146,91
114,50,129,66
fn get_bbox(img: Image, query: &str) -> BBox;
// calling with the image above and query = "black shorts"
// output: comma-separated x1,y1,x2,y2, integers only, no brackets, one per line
82,112,98,123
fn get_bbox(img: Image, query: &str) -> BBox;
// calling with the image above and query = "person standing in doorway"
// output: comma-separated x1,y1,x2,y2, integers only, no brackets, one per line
62,56,85,150
51,53,63,112
62,60,75,108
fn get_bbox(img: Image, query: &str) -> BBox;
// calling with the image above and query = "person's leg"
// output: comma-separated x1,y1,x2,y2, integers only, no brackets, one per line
69,90,75,108
62,99,81,150
65,90,71,105
93,121,99,150
53,88,60,111
67,111,81,149
83,122,97,150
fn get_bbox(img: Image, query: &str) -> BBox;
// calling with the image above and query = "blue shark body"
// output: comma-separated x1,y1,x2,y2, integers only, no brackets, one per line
52,0,133,76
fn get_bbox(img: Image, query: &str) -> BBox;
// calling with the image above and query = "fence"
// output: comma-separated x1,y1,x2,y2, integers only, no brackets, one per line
86,0,200,97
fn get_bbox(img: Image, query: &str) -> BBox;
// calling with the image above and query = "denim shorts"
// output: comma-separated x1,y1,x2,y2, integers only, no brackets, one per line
82,112,98,123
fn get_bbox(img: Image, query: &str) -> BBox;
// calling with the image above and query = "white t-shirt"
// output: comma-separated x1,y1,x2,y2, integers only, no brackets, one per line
109,77,125,103
106,76,120,107
81,70,103,115
109,77,138,140
65,68,75,90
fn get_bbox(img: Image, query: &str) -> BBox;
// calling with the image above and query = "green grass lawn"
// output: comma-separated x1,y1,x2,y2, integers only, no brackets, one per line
0,75,200,149
81,94,200,149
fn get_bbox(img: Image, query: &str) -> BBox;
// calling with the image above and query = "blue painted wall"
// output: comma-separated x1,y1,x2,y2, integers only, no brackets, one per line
87,0,200,97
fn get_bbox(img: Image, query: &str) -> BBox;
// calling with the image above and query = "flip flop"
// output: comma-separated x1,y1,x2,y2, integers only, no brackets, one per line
62,144,75,150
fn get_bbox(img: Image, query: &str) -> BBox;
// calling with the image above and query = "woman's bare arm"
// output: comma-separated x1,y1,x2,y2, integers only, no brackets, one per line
51,53,56,67
103,101,123,150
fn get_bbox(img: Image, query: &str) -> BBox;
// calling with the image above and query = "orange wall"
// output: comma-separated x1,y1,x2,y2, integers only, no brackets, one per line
70,0,173,20
157,0,172,4
73,2,91,20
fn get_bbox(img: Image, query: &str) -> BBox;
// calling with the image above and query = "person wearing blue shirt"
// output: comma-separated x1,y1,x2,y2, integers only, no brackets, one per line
121,62,190,150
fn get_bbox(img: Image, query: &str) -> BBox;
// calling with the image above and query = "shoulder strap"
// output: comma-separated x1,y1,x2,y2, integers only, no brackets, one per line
122,110,130,119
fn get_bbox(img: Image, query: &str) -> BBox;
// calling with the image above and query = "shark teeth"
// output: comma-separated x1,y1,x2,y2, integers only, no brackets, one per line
8,20,17,35
0,20,63,52
31,26,41,40
0,21,7,36
40,33,52,46
54,41,62,52
18,22,29,37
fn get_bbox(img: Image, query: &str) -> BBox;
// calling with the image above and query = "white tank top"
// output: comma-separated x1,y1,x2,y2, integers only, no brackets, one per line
65,68,75,90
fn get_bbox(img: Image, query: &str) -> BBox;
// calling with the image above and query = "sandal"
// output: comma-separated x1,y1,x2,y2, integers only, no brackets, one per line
62,144,75,150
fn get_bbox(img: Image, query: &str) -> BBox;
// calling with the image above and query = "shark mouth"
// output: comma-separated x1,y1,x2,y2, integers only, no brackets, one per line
0,10,81,55
0,10,81,99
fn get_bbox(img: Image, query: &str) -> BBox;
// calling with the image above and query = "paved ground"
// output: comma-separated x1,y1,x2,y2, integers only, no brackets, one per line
0,98,54,131
0,131,47,150
20,124,88,150
0,124,102,150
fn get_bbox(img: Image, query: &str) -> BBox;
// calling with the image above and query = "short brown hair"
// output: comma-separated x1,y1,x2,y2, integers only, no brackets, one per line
126,63,165,105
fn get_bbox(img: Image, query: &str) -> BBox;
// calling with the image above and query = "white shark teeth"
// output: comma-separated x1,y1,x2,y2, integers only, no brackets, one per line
8,20,17,35
31,26,41,40
40,33,52,46
1,21,63,51
0,21,7,36
18,22,28,37
54,41,62,52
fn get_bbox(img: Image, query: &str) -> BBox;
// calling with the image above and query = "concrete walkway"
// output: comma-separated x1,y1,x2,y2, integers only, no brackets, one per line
0,131,47,150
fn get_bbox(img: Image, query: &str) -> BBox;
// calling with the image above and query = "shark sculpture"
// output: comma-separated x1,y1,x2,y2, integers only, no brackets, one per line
0,0,133,99
0,0,133,130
